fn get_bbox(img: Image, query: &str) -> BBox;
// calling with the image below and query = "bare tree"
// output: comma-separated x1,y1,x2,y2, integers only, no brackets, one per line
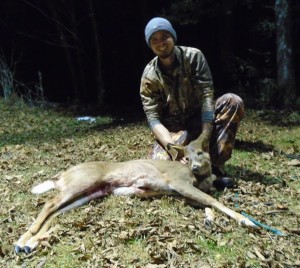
0,56,14,99
21,0,106,105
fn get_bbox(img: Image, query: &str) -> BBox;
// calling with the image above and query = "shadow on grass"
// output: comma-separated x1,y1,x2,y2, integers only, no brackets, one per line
225,163,283,186
227,140,284,185
234,139,275,153
0,115,147,147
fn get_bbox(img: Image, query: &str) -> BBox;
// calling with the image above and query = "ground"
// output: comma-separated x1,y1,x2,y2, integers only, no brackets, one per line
0,100,299,267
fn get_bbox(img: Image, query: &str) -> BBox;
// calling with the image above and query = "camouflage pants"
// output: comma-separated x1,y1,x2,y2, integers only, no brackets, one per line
149,93,244,168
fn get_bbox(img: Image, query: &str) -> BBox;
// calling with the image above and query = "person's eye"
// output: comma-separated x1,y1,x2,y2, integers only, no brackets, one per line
151,38,158,43
163,35,170,41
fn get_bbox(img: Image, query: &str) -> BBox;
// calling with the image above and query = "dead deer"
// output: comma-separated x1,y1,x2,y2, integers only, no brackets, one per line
14,142,256,254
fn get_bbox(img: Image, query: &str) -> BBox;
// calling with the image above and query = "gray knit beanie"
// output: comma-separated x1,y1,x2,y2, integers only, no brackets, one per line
144,17,177,47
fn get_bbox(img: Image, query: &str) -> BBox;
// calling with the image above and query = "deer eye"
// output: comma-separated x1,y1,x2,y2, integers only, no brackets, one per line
197,151,203,156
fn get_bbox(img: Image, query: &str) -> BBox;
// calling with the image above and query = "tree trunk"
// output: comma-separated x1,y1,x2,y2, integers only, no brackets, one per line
69,7,87,102
275,0,296,108
219,0,237,90
87,0,105,107
47,1,80,101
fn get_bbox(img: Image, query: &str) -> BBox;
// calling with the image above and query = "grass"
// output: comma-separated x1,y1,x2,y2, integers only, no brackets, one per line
0,99,299,267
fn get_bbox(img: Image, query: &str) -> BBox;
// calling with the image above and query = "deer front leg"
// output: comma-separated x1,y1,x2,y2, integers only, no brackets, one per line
213,202,257,227
171,181,257,228
204,207,215,228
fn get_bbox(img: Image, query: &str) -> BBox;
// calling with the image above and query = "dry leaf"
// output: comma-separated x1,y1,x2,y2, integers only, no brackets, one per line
287,159,300,166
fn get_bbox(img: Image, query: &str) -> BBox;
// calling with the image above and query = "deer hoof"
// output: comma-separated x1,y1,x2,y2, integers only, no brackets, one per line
241,219,258,228
24,246,32,254
14,245,22,254
204,218,213,229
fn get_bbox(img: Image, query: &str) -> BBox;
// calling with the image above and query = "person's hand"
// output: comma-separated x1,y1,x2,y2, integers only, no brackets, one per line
197,122,213,152
196,132,210,152
165,143,185,161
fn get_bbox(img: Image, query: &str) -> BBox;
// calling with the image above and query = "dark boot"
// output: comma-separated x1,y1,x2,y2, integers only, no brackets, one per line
212,166,234,191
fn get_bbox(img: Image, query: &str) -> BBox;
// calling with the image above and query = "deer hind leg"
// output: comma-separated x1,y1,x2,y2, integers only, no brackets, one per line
15,189,107,254
14,193,68,254
16,209,61,254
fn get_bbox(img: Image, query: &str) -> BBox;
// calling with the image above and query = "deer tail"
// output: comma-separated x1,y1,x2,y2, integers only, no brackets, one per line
31,180,56,194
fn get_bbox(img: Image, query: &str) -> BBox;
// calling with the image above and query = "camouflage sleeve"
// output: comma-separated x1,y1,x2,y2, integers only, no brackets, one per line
140,76,162,129
190,50,215,123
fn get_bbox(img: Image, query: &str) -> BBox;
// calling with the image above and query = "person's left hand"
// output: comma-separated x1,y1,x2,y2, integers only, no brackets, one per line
197,132,210,152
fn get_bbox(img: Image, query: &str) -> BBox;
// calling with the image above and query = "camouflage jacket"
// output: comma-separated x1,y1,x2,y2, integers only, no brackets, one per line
140,46,215,131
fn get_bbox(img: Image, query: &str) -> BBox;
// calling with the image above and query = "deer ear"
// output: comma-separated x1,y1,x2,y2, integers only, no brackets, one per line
172,145,183,151
166,144,185,161
172,145,185,160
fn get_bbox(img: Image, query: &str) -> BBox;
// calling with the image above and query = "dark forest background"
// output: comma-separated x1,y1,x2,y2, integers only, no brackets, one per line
0,0,299,114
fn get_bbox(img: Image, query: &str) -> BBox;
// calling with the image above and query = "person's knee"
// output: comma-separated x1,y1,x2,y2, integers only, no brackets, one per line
215,93,244,119
225,93,244,118
224,93,243,105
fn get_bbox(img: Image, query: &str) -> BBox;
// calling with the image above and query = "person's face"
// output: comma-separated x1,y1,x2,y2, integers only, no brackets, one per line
149,30,175,59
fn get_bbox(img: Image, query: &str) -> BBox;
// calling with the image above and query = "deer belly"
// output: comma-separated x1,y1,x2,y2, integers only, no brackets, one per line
112,177,175,197
108,161,177,196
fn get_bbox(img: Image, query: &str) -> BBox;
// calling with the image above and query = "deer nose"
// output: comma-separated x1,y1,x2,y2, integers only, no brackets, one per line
191,164,200,173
